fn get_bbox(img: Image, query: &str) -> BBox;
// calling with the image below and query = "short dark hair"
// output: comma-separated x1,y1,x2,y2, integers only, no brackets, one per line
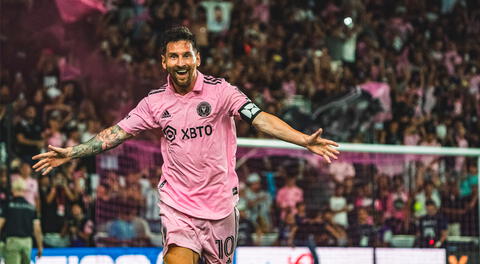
161,26,197,55
425,200,436,207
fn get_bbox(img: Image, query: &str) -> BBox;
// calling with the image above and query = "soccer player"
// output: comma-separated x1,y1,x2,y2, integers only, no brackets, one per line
32,26,339,264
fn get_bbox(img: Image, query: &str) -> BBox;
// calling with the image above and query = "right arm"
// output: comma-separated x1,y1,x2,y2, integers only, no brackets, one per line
33,125,132,175
70,125,132,158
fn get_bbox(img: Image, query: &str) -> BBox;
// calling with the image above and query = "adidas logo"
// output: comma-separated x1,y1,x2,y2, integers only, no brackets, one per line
162,110,171,119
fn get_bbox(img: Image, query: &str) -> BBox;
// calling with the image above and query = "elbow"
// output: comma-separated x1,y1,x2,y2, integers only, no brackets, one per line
251,112,271,134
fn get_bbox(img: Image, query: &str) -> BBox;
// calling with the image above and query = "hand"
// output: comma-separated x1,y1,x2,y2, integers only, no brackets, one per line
32,145,73,175
304,128,339,163
37,247,43,258
434,241,442,248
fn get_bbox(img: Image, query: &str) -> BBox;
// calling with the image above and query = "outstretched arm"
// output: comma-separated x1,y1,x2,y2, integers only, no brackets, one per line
252,112,339,163
33,125,133,175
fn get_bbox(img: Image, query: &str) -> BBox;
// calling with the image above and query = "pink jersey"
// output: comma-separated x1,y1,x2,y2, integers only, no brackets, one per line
117,71,261,220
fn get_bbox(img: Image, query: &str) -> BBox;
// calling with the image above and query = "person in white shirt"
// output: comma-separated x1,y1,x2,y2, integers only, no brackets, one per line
330,184,350,227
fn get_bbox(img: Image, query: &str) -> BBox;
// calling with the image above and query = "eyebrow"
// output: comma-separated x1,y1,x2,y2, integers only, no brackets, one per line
166,51,194,56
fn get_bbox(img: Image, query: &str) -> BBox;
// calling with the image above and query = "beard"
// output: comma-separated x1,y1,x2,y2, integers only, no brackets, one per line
167,66,194,89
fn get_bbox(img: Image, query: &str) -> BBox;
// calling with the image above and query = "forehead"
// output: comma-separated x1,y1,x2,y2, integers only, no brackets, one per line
165,40,195,54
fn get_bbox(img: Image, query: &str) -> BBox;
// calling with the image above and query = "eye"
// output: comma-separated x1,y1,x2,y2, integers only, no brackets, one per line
184,53,191,58
169,54,177,59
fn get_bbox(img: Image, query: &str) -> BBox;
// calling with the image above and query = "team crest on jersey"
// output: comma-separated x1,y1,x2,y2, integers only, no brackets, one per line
197,101,211,117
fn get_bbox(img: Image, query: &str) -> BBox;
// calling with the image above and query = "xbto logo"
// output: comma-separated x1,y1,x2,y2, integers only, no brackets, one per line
182,125,213,140
163,125,213,141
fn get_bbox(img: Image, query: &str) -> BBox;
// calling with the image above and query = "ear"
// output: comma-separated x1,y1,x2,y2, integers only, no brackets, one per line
196,51,201,67
161,55,167,70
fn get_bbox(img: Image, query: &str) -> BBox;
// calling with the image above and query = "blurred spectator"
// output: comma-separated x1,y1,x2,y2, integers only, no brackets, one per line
414,181,441,218
416,200,448,248
329,160,355,185
123,172,145,209
461,185,479,236
0,168,8,206
65,129,81,147
441,180,465,236
15,106,43,165
236,202,259,246
278,208,296,246
354,183,374,209
245,173,272,232
64,203,94,247
330,184,350,227
11,161,39,208
348,207,375,247
142,170,161,233
460,160,478,198
291,202,311,246
43,117,66,148
385,175,409,233
276,175,303,221
102,205,151,247
322,209,348,246
39,172,76,247
0,104,7,164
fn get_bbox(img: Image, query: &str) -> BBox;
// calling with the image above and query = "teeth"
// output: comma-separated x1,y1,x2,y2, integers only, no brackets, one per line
177,70,187,73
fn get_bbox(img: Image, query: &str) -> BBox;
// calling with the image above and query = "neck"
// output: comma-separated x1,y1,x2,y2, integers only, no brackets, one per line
173,85,191,95
172,71,197,95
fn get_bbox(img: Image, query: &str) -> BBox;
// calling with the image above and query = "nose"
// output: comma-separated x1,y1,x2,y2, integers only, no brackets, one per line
178,55,187,67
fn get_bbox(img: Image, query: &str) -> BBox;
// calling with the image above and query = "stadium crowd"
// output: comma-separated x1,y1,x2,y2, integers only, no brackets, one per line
0,0,479,248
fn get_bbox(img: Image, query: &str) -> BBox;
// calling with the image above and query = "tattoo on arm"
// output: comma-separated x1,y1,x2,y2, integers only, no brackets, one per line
70,125,132,158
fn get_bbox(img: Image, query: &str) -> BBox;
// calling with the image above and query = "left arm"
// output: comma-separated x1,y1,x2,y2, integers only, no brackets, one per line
252,112,339,163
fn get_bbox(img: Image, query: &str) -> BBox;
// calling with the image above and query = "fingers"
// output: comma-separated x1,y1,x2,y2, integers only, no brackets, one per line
321,139,339,147
322,153,332,163
311,128,323,139
42,166,54,176
310,145,339,163
324,148,339,160
325,146,340,155
32,158,50,170
35,161,51,173
32,151,56,160
48,145,66,153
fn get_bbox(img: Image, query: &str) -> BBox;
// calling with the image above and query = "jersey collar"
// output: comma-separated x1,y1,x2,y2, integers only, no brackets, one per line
167,70,204,93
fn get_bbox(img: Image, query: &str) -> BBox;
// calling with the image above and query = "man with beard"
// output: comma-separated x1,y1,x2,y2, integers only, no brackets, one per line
32,26,339,264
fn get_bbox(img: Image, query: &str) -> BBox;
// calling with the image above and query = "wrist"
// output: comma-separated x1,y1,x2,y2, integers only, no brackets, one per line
66,146,76,159
300,134,309,148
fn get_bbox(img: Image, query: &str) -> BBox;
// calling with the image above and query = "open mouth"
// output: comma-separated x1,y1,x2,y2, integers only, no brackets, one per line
176,69,188,77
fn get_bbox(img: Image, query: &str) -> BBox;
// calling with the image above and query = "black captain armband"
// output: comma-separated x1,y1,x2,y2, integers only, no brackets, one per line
238,101,262,124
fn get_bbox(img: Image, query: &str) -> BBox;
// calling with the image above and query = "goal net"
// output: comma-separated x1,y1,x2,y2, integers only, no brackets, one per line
94,138,480,263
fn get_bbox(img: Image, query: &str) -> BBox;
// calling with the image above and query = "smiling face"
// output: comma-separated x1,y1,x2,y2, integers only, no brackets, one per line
162,40,200,93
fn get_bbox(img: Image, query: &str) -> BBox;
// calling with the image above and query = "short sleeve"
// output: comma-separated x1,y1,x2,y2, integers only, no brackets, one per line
223,83,262,124
117,97,160,135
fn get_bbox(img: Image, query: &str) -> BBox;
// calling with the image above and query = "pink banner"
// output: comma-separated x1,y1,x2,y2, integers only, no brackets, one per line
55,0,107,23
360,81,392,122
